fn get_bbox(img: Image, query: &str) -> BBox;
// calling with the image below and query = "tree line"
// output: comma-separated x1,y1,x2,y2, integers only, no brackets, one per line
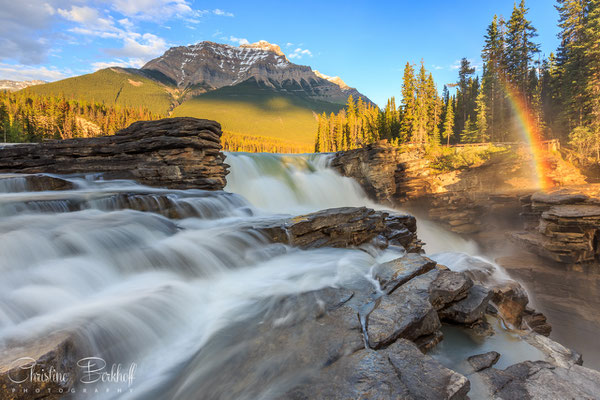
0,91,161,142
316,0,600,158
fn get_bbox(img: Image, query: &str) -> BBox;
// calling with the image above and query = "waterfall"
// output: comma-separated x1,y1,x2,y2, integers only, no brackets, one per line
0,153,519,399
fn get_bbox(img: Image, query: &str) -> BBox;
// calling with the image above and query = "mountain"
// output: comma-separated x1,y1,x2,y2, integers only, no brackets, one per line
1,80,45,91
24,41,372,147
142,40,370,105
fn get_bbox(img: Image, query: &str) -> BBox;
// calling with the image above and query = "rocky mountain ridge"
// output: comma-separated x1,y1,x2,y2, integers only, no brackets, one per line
141,40,370,104
0,79,45,91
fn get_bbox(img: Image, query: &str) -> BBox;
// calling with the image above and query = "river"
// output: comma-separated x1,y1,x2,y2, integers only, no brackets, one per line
0,152,595,398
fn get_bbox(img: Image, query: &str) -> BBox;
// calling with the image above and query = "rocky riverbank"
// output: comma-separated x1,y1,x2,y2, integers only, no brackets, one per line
0,118,228,190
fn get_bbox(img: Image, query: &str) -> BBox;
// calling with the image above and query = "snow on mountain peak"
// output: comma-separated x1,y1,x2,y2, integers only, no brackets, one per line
313,70,350,91
239,40,285,57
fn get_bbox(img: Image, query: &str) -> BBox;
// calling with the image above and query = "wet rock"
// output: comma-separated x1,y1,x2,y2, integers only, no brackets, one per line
258,207,420,251
467,351,500,372
374,253,437,294
439,285,493,325
429,270,474,310
0,174,75,192
521,332,582,368
385,339,470,400
491,281,529,327
288,339,470,400
0,333,82,399
364,284,441,349
0,117,228,190
330,141,402,203
522,307,552,336
478,360,600,400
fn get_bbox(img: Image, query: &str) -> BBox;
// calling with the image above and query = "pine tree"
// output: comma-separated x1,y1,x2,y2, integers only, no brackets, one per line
482,14,508,141
556,0,588,129
506,0,540,102
400,62,416,142
583,0,600,138
442,99,455,146
475,90,489,142
456,58,476,134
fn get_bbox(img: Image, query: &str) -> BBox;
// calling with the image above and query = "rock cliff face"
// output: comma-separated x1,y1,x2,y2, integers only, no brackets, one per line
331,142,587,236
0,118,228,190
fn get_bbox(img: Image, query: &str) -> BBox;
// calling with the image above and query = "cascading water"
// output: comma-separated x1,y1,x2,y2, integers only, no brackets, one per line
0,153,540,399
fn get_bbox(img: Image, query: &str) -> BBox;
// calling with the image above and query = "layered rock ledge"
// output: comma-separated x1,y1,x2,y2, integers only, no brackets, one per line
512,187,600,263
0,117,228,190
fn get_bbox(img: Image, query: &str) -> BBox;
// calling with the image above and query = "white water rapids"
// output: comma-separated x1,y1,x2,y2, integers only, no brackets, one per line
0,153,532,399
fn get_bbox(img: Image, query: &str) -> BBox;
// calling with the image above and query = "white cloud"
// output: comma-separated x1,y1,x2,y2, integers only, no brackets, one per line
107,33,167,59
285,42,293,47
0,0,75,64
288,48,312,60
213,9,234,17
227,36,249,45
111,0,195,21
56,5,168,64
0,62,68,81
91,58,146,70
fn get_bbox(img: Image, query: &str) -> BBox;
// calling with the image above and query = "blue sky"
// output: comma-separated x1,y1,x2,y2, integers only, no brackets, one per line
0,0,561,106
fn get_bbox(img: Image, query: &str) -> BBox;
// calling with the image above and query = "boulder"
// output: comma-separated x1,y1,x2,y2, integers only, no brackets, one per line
363,284,441,349
0,333,82,399
467,351,501,372
491,281,529,327
522,308,552,336
439,285,493,325
0,118,228,190
429,270,474,310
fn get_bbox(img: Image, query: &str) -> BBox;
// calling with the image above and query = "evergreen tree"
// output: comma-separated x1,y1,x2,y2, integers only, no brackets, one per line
456,58,476,135
482,14,508,141
506,0,540,102
400,62,416,142
442,99,455,146
556,0,588,130
583,0,600,138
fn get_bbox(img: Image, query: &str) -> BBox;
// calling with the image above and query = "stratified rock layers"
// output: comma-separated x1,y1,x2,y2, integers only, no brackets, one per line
0,118,228,190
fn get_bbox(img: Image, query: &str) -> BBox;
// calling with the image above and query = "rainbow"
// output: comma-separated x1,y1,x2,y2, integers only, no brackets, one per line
501,82,554,191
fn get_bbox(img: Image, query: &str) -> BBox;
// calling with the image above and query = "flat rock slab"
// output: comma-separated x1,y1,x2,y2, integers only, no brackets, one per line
257,207,419,251
0,174,75,192
0,117,228,190
374,253,437,294
531,191,588,205
479,360,600,400
439,285,492,325
543,204,600,218
467,351,501,372
288,339,470,400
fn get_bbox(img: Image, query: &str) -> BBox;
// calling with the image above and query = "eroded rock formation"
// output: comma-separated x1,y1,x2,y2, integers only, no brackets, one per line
512,187,600,263
0,118,228,190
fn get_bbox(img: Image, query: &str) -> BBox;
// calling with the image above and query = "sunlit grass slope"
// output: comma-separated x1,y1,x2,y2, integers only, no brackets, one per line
171,79,343,145
26,68,174,115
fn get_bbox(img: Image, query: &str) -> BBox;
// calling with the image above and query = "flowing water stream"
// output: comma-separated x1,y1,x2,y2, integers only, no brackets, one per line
0,153,561,399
